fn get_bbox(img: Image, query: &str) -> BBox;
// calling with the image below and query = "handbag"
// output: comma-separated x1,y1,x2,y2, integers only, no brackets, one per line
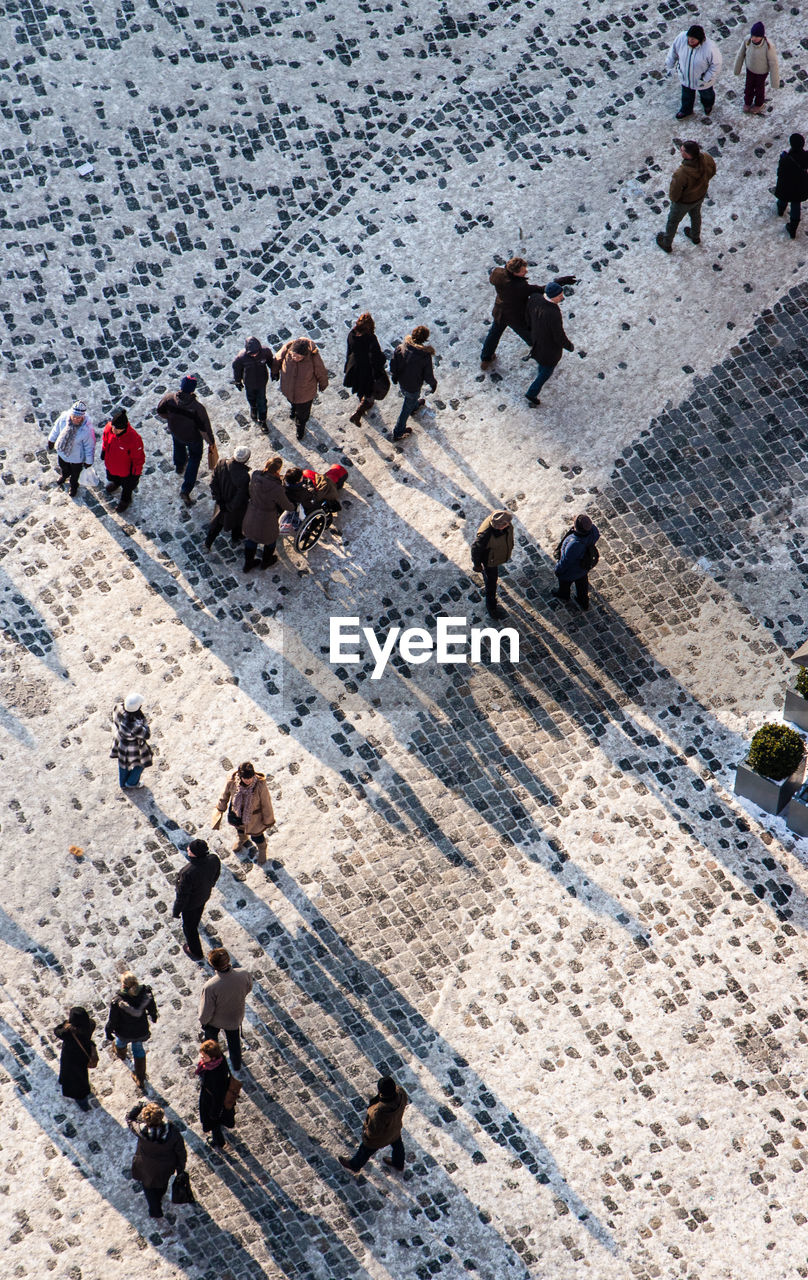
171,1170,195,1205
210,807,223,831
207,442,219,470
71,1030,99,1069
372,371,390,401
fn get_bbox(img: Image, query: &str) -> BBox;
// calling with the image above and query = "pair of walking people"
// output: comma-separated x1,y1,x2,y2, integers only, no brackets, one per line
232,335,328,439
479,259,576,405
472,509,600,616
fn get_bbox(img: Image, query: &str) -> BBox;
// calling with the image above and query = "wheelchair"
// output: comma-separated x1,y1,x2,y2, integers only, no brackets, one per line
283,502,334,554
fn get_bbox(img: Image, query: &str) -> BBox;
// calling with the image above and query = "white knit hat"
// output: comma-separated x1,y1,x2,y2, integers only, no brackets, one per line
124,692,144,712
70,401,87,416
234,446,251,463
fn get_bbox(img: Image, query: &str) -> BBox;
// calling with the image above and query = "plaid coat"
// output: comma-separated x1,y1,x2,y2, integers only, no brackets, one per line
110,706,153,769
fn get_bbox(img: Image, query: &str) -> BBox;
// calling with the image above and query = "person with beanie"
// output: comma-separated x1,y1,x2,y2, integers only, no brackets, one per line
343,312,387,426
389,325,437,441
53,1006,98,1111
215,761,275,862
127,1101,187,1218
524,283,574,405
471,510,514,621
101,408,145,513
665,25,722,121
199,948,253,1073
554,513,600,611
172,839,221,961
273,337,329,441
480,261,577,369
205,445,252,550
241,456,293,572
339,1075,410,1175
48,401,96,498
156,374,215,506
774,134,808,238
734,22,779,114
656,140,717,252
110,692,153,790
232,336,273,428
195,1039,233,1150
105,973,158,1092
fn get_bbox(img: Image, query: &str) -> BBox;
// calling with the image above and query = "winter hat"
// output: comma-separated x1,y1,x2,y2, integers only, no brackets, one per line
187,838,210,859
686,24,705,43
545,281,564,299
124,692,143,712
290,338,309,355
234,445,251,463
377,1076,398,1101
70,401,87,417
790,134,806,152
110,408,129,429
574,513,593,534
180,375,197,394
750,21,765,37
245,336,261,354
491,510,513,530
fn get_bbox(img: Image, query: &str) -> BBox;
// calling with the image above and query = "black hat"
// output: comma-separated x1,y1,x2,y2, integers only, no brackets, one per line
188,838,209,858
111,408,128,428
377,1076,397,1100
245,336,261,354
69,1006,91,1026
790,133,806,152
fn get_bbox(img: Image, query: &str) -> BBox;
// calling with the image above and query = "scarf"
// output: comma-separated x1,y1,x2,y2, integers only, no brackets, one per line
231,777,256,823
195,1055,224,1076
60,414,85,455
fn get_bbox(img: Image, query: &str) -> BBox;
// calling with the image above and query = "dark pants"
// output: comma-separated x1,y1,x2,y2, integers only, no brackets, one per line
480,318,531,362
143,1185,168,1218
181,905,205,959
289,400,313,429
680,85,715,116
526,362,557,400
556,574,589,608
394,391,421,438
118,764,145,789
203,1024,243,1071
481,564,499,611
662,198,703,246
106,471,139,502
246,385,267,422
206,512,243,547
244,539,276,557
346,1137,405,1173
57,458,83,495
777,198,802,231
173,436,204,494
744,70,767,108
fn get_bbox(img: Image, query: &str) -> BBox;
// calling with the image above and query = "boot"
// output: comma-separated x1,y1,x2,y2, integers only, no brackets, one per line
114,1044,128,1063
132,1056,147,1092
243,547,256,573
260,547,279,569
349,397,373,427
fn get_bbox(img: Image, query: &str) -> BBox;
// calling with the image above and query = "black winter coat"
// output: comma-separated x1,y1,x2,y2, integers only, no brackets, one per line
128,1105,187,1188
105,986,158,1043
156,391,213,447
210,458,250,531
526,295,574,367
774,149,808,203
343,330,386,397
389,337,437,396
172,854,221,916
489,266,543,328
198,1058,231,1132
232,346,273,391
54,1018,97,1100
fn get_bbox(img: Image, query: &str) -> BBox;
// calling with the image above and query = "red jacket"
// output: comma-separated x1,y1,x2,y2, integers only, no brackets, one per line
101,422,145,477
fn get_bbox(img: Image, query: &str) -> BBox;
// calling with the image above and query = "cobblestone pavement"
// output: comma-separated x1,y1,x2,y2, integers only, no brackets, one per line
3,2,808,1279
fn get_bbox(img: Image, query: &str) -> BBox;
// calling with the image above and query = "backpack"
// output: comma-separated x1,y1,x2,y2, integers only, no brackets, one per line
554,529,600,572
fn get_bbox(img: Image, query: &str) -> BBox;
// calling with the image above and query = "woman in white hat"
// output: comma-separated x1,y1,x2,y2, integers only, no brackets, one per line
47,401,96,498
110,692,153,790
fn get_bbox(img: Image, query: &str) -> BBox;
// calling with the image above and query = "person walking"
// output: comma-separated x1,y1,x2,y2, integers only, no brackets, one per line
775,134,808,239
734,22,779,114
110,692,153,790
199,948,252,1074
273,337,329,441
127,1101,187,1219
524,283,574,405
54,1007,98,1111
480,258,544,368
344,312,388,426
104,972,158,1093
156,375,216,507
100,409,145,514
554,513,600,611
205,445,252,551
471,510,514,621
665,25,722,121
172,839,221,962
195,1038,232,1149
48,401,96,498
215,760,275,861
389,326,437,441
233,336,274,428
241,456,293,572
656,140,717,253
338,1075,410,1175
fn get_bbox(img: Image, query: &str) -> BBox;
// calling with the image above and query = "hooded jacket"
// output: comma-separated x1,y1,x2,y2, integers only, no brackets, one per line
101,421,145,478
526,295,574,367
172,852,221,916
472,516,514,569
105,985,158,1042
274,340,329,403
361,1085,409,1150
48,412,96,465
389,335,437,396
156,390,213,447
242,471,294,545
127,1104,187,1188
556,523,600,582
233,339,274,391
666,32,722,89
669,152,717,204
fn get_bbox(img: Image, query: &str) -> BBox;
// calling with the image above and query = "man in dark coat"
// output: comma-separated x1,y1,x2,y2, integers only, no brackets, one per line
127,1101,187,1218
775,133,808,239
471,510,514,620
480,257,540,368
554,512,600,611
205,445,251,550
172,839,221,961
233,336,273,427
389,325,437,441
156,374,215,507
339,1075,410,1174
525,283,574,405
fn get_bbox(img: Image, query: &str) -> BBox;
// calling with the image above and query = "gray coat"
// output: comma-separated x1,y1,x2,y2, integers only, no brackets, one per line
199,967,253,1030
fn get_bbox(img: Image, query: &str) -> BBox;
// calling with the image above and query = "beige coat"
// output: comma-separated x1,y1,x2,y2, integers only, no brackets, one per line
274,340,329,404
199,966,253,1030
217,772,275,834
734,37,779,87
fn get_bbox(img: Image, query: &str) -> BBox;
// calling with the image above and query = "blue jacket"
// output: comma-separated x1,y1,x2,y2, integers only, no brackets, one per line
49,412,96,465
556,524,599,582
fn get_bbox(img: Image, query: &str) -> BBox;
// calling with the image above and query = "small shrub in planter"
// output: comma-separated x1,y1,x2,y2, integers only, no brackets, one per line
797,668,808,699
786,668,808,731
735,723,806,815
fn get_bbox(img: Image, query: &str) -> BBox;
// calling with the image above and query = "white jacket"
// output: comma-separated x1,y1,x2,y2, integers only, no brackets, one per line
666,32,722,89
48,410,96,465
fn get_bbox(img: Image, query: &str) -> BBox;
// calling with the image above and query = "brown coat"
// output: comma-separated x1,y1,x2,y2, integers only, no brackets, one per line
669,154,716,204
241,472,293,545
274,340,329,404
129,1119,187,1188
217,771,275,834
472,516,514,568
362,1085,409,1150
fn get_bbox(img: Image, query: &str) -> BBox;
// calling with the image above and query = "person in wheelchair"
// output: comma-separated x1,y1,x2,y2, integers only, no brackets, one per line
284,466,341,515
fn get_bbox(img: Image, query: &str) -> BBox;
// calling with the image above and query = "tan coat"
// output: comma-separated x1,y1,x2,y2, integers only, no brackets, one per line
734,37,779,86
217,772,275,835
362,1086,409,1150
669,153,716,204
274,340,329,404
199,966,253,1030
